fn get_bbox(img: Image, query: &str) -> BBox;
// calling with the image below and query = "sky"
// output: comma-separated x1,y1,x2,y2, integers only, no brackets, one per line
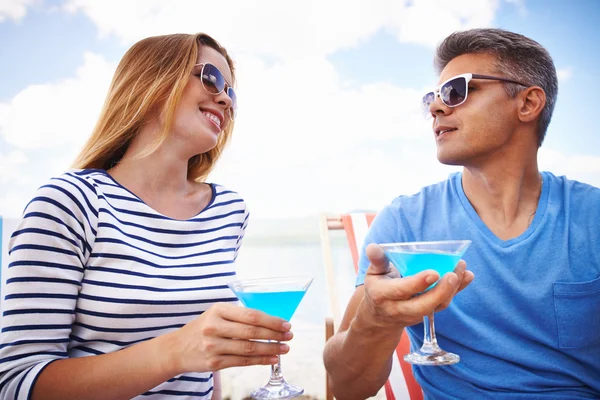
1,0,599,219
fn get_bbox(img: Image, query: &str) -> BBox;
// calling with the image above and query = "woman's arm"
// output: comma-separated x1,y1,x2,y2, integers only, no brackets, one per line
30,303,289,400
212,370,222,400
0,177,292,399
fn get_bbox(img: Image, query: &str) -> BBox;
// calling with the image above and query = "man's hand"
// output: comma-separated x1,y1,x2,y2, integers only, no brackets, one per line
360,243,474,329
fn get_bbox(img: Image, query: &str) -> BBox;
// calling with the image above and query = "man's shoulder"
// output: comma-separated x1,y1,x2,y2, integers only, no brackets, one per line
545,172,600,223
545,171,600,201
372,174,459,228
388,173,458,209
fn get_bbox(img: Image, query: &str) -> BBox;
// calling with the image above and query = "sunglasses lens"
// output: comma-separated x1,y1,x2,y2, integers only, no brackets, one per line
422,92,435,115
201,63,226,94
441,77,467,107
227,87,238,120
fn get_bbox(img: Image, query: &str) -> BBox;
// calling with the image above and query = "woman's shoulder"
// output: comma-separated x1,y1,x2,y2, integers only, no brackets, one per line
209,183,245,201
207,183,248,213
43,168,109,190
30,168,121,212
32,169,105,198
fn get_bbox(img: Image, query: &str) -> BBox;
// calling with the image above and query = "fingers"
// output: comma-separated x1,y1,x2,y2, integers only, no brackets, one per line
455,260,475,293
216,320,294,342
360,257,475,329
201,338,289,370
421,266,474,313
454,260,467,277
224,338,290,357
431,272,462,312
451,260,475,295
208,355,281,370
365,243,392,276
383,271,461,318
367,270,440,303
216,303,291,332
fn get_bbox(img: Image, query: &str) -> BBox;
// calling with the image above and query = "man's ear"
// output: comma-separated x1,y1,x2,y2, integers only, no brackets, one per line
518,86,546,123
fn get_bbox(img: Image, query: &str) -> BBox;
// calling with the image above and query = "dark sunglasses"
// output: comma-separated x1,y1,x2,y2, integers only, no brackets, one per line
422,73,528,117
193,62,238,120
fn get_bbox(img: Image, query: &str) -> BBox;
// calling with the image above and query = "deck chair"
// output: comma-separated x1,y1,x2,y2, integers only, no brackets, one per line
319,213,423,400
0,216,20,313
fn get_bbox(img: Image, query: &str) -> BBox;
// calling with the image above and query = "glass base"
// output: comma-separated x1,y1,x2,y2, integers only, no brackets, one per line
404,350,460,366
250,380,304,399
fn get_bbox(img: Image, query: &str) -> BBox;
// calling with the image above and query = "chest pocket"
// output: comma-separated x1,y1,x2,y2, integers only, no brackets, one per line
553,275,600,349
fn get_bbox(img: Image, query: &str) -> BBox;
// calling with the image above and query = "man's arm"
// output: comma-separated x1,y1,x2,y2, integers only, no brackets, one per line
323,286,400,399
323,244,474,399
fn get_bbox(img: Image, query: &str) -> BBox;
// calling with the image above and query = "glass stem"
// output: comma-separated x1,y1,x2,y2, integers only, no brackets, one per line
268,345,284,385
423,313,436,345
421,312,442,354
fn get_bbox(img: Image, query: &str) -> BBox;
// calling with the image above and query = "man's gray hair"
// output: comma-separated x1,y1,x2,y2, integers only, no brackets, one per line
434,28,558,146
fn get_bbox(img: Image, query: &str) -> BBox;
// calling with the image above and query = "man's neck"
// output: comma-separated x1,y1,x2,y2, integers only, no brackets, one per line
462,160,542,240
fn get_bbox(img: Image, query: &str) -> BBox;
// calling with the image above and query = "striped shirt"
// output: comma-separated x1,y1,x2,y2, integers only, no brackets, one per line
0,169,249,399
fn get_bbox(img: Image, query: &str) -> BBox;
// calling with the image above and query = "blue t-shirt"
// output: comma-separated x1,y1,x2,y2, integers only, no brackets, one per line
356,171,600,399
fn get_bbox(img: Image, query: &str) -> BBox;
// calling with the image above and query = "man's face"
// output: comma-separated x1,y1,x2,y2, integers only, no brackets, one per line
429,52,521,166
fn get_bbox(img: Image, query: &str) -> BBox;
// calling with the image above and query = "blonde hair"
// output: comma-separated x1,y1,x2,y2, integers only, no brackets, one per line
72,33,236,181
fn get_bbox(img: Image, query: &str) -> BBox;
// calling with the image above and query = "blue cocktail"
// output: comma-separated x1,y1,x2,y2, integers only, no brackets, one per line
228,277,313,399
385,252,463,291
234,291,307,321
380,240,471,366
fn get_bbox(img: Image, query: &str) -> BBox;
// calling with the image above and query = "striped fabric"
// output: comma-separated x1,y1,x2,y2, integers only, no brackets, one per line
1,216,20,314
0,169,249,399
342,213,423,400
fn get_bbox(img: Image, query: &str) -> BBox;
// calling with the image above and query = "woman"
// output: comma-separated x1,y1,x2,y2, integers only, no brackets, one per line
0,33,292,400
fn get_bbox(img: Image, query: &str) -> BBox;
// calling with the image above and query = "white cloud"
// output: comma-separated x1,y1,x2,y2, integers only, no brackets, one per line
0,150,28,184
207,53,450,217
557,67,573,82
0,52,115,150
63,0,391,58
0,47,445,217
388,0,500,48
7,0,591,219
0,0,37,22
539,148,600,173
62,0,502,57
0,149,33,216
539,148,600,187
505,0,528,17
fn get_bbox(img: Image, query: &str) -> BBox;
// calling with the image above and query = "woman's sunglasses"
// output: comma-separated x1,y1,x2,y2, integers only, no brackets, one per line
422,73,528,117
193,62,238,120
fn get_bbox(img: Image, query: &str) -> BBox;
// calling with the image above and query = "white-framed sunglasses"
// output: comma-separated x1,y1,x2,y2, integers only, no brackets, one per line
422,73,528,118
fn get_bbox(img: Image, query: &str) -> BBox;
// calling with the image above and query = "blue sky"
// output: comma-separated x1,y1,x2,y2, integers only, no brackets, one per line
1,0,599,218
329,0,600,155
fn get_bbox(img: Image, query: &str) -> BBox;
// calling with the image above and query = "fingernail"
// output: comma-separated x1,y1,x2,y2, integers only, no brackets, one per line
448,274,458,286
426,275,438,284
269,357,279,364
282,322,291,330
283,331,293,340
280,344,290,352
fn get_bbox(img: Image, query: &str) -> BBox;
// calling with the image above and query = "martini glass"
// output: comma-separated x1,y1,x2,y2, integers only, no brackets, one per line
380,240,471,366
227,276,313,399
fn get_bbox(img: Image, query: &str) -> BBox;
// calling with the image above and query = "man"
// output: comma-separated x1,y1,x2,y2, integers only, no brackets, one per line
323,28,600,399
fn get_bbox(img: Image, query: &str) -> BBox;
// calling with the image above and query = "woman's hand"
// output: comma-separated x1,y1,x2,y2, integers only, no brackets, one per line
165,302,293,374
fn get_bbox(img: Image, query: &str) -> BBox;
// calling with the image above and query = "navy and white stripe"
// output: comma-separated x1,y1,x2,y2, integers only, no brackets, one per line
0,169,249,399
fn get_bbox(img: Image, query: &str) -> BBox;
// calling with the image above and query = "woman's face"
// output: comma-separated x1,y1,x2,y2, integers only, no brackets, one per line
170,46,234,157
